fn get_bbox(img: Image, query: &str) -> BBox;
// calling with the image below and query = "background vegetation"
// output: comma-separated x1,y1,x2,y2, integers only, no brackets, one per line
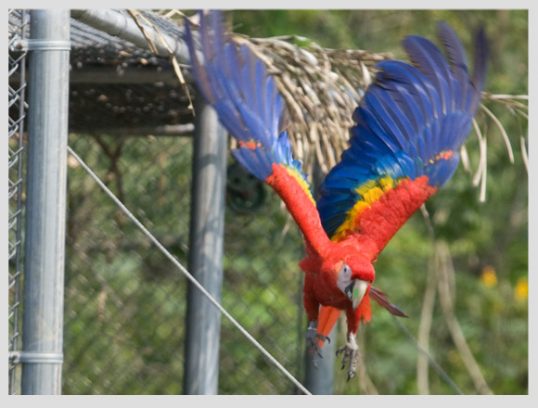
62,10,527,394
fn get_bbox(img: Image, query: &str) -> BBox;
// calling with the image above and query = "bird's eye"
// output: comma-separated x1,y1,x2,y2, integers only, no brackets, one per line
343,264,351,276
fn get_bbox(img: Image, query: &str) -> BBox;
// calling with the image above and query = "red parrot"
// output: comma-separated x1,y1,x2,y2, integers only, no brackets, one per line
184,11,487,380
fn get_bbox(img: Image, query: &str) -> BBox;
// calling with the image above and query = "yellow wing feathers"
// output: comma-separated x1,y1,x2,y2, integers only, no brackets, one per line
331,177,396,242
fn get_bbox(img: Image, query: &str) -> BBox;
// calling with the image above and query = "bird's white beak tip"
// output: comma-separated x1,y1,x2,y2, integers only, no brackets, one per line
351,279,369,309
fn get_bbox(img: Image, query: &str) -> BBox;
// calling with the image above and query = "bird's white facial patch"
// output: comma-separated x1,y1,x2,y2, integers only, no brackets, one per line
336,263,353,294
337,263,368,309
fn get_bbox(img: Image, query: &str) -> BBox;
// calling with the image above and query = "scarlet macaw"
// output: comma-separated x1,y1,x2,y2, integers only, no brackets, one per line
184,11,487,380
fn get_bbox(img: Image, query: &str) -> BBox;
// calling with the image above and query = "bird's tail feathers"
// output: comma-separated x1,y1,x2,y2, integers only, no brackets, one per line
316,305,341,348
369,286,408,317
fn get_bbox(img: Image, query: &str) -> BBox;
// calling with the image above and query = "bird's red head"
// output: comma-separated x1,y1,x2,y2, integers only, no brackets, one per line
319,247,375,311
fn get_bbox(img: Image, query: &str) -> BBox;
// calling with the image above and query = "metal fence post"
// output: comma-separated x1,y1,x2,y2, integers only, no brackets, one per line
183,97,227,394
304,161,335,394
304,326,336,394
21,9,70,395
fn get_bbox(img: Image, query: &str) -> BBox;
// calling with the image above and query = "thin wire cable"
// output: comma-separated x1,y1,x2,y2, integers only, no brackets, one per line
391,316,464,395
67,145,312,396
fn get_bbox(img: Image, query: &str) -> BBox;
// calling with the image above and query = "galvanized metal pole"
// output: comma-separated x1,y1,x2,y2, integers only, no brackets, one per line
183,97,227,394
304,326,336,394
304,161,335,394
21,10,70,395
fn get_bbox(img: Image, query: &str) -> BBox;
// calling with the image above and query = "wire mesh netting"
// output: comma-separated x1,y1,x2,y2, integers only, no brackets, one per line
8,8,29,396
64,134,307,394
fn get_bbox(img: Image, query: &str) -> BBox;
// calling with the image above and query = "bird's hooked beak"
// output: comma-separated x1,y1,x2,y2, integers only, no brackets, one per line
344,279,369,309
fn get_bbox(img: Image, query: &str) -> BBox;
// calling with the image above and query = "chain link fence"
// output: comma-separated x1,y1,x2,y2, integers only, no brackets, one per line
63,133,307,394
8,9,29,396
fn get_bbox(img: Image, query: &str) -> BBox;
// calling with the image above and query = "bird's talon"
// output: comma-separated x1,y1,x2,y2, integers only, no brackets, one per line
306,344,323,359
336,335,359,380
306,323,330,360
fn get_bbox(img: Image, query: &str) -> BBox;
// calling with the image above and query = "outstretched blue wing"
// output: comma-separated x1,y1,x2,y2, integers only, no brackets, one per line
317,23,488,242
184,10,333,255
184,10,305,182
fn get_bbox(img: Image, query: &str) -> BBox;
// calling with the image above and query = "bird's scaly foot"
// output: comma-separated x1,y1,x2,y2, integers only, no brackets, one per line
336,332,359,381
306,321,331,360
